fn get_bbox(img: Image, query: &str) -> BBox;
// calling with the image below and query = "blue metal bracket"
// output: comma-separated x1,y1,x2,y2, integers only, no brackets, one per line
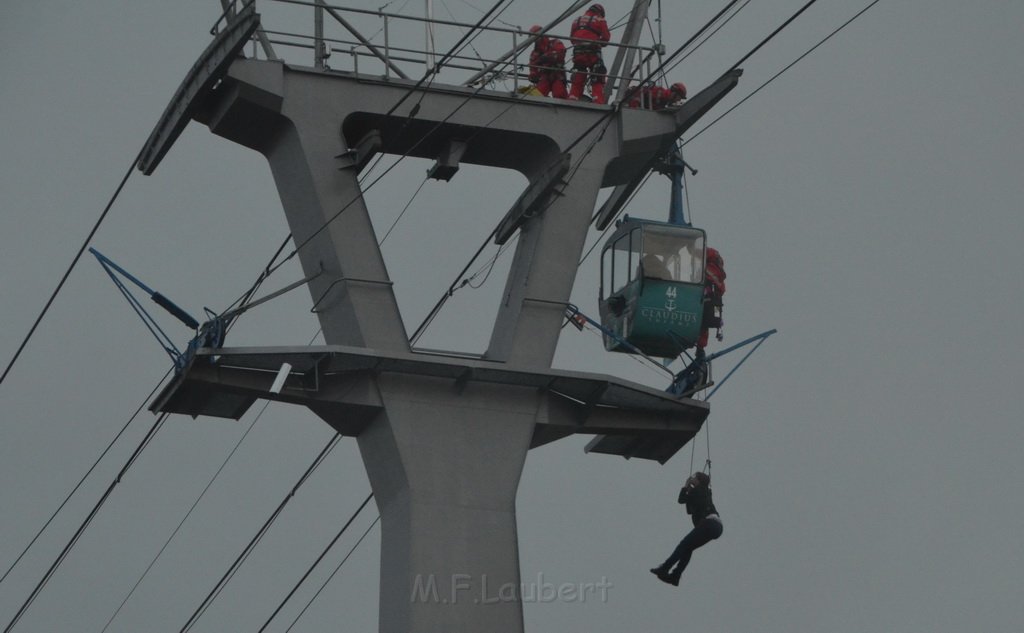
89,248,201,368
669,328,777,397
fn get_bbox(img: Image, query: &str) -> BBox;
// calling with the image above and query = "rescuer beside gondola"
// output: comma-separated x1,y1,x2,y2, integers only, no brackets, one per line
568,4,611,103
528,25,568,99
698,246,726,350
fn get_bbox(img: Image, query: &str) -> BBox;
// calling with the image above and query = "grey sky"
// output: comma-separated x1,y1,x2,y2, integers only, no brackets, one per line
2,1,1023,631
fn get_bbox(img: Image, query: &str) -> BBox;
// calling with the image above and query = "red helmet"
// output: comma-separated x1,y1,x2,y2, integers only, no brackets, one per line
706,247,723,265
529,24,543,34
588,3,605,17
670,82,687,99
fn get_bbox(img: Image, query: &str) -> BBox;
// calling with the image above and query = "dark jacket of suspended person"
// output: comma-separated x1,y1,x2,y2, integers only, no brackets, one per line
568,4,611,103
651,472,723,586
527,25,568,99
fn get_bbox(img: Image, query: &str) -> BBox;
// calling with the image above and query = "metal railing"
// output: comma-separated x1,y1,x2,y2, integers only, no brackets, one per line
215,0,670,106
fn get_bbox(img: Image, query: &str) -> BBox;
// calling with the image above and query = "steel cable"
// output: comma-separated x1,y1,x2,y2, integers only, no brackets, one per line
0,149,143,388
178,432,343,633
3,412,170,633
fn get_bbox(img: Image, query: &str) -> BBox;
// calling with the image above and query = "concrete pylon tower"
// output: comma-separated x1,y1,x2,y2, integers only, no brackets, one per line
144,6,739,632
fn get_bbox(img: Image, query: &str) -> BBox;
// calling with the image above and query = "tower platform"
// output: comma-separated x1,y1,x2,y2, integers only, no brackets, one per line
152,344,707,464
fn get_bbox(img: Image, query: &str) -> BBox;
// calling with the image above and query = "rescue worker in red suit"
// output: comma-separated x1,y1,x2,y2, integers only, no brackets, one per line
627,82,687,110
527,25,568,99
698,247,726,349
569,4,611,103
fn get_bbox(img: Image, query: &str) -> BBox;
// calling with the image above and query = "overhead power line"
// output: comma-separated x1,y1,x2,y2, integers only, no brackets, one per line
257,492,375,632
99,402,268,632
223,0,520,323
100,327,329,632
5,2,884,627
410,0,752,343
686,0,884,146
728,0,821,72
663,0,752,77
0,370,171,589
3,413,170,633
0,150,142,388
178,432,343,633
284,515,381,632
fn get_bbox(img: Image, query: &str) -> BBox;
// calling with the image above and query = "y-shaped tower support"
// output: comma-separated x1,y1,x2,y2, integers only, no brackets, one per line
145,13,739,630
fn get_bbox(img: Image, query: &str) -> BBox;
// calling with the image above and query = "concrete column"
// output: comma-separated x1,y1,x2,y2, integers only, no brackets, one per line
358,375,538,632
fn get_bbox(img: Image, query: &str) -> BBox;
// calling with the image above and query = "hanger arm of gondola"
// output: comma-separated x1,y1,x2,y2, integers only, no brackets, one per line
595,69,742,230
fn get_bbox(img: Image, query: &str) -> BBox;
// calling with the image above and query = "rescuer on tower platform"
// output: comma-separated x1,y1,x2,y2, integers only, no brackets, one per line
627,82,688,110
568,4,611,103
528,25,568,99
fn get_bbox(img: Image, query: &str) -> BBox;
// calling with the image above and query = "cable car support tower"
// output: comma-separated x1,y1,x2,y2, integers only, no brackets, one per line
140,2,741,631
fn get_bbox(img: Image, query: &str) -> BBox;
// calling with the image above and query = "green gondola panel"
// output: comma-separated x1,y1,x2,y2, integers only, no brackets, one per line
599,217,708,358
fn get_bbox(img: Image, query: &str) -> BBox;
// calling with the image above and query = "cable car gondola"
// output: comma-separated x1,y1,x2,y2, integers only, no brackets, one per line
599,216,710,358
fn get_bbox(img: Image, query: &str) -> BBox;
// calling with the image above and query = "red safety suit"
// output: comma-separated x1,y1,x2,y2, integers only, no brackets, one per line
529,36,568,99
698,247,726,349
569,10,611,103
627,85,675,110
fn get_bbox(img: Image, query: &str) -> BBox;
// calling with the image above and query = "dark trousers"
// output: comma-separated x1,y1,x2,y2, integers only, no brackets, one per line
661,516,723,577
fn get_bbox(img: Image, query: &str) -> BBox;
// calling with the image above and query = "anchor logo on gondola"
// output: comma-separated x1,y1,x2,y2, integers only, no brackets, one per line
665,286,677,311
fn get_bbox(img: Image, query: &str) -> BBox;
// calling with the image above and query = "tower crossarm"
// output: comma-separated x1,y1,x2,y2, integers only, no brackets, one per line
152,345,707,458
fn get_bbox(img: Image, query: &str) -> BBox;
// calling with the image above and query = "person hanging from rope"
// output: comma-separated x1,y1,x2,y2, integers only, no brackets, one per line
568,4,611,103
650,471,722,586
697,246,726,350
527,25,569,99
627,82,687,110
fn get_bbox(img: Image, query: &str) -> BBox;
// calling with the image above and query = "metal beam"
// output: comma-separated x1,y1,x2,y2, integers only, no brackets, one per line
314,0,326,68
220,0,278,60
494,153,570,244
138,4,260,175
607,0,653,100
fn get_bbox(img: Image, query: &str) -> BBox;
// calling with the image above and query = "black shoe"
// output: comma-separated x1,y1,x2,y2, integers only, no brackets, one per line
651,567,678,586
